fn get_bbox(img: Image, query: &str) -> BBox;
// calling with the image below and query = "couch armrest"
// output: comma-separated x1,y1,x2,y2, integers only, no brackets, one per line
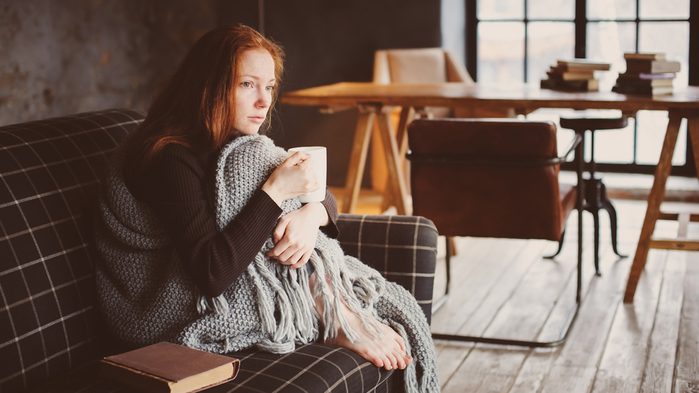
336,214,438,323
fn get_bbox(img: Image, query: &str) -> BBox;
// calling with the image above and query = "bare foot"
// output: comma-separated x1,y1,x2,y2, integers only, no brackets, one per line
310,272,412,370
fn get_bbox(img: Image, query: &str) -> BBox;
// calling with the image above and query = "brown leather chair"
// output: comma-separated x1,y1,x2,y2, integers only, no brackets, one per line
407,118,584,348
371,48,514,210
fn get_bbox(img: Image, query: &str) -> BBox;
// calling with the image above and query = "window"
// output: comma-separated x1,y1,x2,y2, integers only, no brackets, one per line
467,0,695,175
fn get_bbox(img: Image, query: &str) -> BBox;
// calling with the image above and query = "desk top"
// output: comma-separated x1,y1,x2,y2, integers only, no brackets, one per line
282,82,699,112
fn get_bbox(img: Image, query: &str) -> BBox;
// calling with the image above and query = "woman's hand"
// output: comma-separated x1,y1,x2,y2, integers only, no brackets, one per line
262,152,319,206
267,203,328,268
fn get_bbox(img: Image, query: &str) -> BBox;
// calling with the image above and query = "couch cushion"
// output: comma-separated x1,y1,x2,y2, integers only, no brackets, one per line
0,109,144,392
38,344,399,393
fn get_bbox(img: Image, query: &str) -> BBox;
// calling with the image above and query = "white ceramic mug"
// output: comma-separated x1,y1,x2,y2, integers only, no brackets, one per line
288,146,327,203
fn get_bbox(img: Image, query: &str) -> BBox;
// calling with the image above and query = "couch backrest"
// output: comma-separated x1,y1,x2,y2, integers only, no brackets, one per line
0,109,143,392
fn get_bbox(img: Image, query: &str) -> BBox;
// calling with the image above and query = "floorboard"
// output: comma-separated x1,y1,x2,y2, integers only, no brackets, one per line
427,199,699,392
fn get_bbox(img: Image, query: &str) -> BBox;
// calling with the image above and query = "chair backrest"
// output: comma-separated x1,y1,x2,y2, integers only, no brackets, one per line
408,118,567,241
0,109,143,392
373,48,474,85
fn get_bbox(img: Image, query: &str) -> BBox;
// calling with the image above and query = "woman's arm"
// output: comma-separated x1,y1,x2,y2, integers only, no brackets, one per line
266,189,339,268
133,145,282,298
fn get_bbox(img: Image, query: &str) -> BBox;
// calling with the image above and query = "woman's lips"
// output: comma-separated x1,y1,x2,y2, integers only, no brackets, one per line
248,116,265,123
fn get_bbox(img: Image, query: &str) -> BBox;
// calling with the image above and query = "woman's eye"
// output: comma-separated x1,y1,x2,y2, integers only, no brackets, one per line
265,85,275,92
241,81,253,88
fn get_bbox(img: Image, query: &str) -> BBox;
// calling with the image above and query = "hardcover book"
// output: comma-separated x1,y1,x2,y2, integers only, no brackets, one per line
556,59,611,71
615,78,673,88
625,59,681,74
612,84,674,97
547,69,596,81
617,72,676,80
541,78,599,92
100,342,240,393
623,52,666,61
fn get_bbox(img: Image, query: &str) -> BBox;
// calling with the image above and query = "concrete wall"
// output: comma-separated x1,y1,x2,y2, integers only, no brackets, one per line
0,0,222,124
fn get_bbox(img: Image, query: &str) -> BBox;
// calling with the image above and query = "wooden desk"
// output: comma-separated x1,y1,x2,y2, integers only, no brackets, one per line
282,82,699,303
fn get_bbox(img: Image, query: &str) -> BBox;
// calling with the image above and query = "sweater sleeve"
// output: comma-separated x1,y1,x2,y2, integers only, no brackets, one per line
319,189,339,238
136,145,282,298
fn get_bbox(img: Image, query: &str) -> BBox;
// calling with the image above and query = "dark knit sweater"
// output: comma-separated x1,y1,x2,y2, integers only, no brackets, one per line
125,143,339,298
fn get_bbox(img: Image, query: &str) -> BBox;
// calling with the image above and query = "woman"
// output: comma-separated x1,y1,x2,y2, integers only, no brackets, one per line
95,25,436,390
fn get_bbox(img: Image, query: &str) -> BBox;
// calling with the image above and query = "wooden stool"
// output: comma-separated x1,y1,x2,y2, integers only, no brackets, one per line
548,110,628,275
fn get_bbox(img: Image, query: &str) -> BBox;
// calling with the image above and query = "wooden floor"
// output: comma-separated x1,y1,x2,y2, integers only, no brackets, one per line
428,199,699,393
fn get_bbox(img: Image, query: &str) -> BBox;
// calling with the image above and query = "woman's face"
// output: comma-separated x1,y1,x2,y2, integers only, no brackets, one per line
234,48,276,135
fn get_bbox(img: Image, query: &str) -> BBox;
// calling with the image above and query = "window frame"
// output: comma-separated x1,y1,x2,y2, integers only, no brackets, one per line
465,0,698,176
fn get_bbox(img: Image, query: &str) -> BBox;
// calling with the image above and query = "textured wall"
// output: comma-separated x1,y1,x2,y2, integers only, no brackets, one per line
0,0,222,125
0,0,441,186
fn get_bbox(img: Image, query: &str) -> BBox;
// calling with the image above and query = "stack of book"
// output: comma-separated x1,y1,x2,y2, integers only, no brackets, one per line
613,53,680,96
540,59,611,92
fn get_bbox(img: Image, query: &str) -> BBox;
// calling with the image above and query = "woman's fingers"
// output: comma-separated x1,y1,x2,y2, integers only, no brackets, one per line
275,244,298,264
272,217,289,243
291,249,313,269
267,235,289,258
284,151,309,166
286,248,306,267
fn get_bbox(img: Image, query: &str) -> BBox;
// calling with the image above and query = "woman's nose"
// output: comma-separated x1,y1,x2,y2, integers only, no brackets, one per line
256,89,271,108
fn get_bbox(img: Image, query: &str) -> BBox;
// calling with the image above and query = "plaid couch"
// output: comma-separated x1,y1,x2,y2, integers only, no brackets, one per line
0,109,438,393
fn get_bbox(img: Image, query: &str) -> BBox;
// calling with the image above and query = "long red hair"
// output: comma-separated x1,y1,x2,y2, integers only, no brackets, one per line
122,24,284,177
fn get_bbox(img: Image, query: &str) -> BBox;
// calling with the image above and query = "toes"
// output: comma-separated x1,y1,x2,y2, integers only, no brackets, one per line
379,353,392,370
370,354,384,368
385,352,398,371
361,349,383,368
394,336,406,353
395,351,407,370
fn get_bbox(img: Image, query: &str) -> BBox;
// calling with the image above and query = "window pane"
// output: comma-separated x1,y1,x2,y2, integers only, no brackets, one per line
639,22,689,86
478,22,524,83
528,0,574,20
593,116,635,163
478,0,523,20
528,22,574,83
636,111,687,165
587,0,636,20
587,22,636,90
640,0,689,19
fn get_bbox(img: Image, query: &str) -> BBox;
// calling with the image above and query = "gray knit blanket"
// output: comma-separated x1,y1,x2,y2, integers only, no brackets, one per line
94,134,438,392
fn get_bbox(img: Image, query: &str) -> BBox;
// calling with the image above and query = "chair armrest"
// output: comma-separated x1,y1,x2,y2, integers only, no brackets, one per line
406,133,582,168
336,214,438,322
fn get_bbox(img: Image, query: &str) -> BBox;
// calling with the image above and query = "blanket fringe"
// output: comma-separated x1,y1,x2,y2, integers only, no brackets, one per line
197,294,230,316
